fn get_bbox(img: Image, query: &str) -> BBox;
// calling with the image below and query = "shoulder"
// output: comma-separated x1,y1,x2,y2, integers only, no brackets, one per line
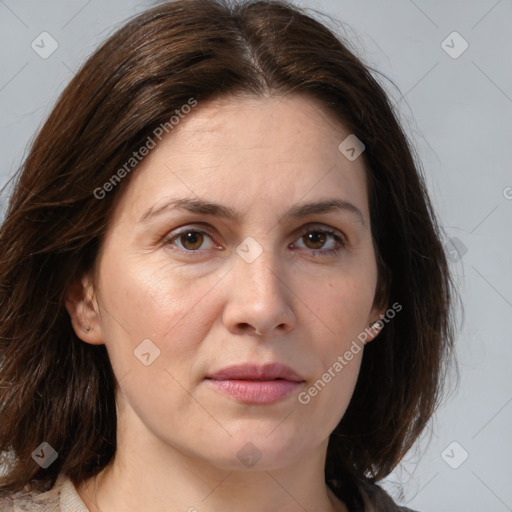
329,477,421,512
0,483,60,511
0,475,88,512
355,480,421,512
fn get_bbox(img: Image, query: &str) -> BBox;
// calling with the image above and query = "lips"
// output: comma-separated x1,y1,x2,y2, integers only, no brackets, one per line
206,362,305,382
205,362,305,404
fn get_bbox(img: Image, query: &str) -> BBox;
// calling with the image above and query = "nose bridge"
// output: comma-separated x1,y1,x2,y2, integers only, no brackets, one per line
234,237,286,302
223,235,295,335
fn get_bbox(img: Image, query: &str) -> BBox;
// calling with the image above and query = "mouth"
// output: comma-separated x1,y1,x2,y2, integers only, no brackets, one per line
205,362,305,404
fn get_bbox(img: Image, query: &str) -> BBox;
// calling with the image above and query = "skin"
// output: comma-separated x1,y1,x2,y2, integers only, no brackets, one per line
66,93,385,512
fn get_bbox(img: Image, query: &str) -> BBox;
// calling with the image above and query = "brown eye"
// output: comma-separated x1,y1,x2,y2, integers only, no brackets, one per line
164,226,218,256
302,231,327,250
293,227,346,257
178,231,205,250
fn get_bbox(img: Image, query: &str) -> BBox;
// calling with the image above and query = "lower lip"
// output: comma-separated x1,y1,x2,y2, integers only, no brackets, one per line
205,379,302,404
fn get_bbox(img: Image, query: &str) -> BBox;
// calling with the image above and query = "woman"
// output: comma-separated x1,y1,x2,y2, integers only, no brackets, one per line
0,0,455,510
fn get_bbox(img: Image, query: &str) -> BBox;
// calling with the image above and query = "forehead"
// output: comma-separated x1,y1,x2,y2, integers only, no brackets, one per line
111,94,370,225
168,93,354,164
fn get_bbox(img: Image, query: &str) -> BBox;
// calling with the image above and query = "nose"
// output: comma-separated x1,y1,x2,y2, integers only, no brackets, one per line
222,247,296,337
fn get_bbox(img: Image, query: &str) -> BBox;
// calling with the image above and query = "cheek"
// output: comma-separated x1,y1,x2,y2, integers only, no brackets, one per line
95,257,223,429
297,268,377,342
289,268,374,411
96,254,224,378
304,352,363,437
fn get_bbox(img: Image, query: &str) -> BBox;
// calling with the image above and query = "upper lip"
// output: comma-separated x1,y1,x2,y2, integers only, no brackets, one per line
206,362,305,382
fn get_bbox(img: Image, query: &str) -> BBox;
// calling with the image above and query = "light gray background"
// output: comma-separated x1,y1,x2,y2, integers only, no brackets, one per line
0,1,511,511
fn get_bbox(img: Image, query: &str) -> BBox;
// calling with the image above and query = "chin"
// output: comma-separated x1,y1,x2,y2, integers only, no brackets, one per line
199,432,313,472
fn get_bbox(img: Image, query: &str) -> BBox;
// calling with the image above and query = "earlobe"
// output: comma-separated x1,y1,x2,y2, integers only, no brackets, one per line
364,305,388,343
65,273,104,345
363,320,383,344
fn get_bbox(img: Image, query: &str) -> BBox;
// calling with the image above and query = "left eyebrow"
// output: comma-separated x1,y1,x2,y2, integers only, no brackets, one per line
284,198,365,226
137,197,365,226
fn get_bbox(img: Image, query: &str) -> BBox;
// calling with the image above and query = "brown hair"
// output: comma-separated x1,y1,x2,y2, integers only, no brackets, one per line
0,0,455,510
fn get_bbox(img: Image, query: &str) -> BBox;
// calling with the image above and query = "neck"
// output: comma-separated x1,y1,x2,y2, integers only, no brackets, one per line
78,460,347,512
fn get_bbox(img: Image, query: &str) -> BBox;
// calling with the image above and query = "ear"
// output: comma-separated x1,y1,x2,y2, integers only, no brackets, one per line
364,303,388,344
65,272,104,345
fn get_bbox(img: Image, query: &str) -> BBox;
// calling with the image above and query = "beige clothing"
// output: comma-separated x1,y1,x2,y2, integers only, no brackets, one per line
0,476,420,511
0,475,89,511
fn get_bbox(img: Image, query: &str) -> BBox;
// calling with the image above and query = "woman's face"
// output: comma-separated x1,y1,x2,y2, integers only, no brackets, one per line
71,94,384,471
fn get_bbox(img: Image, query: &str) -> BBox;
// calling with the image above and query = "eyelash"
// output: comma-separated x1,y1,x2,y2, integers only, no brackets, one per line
163,225,346,258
